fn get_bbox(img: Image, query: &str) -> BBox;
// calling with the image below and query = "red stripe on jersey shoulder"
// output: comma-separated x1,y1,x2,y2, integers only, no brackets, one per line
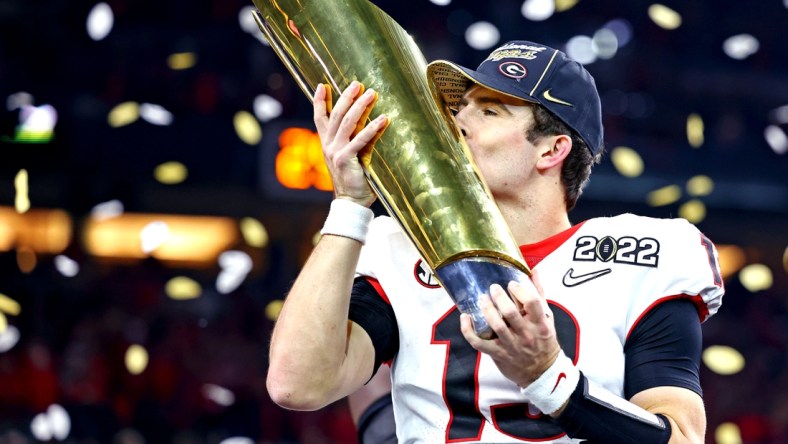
625,294,709,340
363,276,391,305
519,222,586,269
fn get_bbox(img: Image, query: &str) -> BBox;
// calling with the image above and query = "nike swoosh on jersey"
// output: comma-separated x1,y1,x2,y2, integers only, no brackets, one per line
562,268,612,287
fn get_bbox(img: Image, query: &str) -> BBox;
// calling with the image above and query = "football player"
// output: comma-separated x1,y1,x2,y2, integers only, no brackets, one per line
267,40,724,443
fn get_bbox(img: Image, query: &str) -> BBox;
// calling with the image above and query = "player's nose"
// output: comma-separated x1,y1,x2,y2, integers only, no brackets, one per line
454,108,470,139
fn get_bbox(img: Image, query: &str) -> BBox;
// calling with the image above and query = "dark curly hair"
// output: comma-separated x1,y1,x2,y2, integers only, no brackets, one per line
526,105,604,211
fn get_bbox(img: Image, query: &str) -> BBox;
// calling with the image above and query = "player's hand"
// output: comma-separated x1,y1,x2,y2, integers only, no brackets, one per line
313,82,388,207
460,274,562,387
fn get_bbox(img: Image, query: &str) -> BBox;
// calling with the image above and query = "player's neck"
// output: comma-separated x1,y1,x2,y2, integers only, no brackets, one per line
497,188,572,246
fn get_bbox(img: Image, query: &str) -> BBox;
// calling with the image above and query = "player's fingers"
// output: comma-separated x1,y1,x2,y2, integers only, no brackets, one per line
508,281,548,324
480,288,517,343
528,271,554,322
335,88,378,143
530,269,547,299
344,113,388,153
313,84,331,134
332,115,388,166
354,90,378,135
507,277,536,305
324,83,333,114
460,313,502,358
327,81,363,138
460,313,485,348
489,283,522,325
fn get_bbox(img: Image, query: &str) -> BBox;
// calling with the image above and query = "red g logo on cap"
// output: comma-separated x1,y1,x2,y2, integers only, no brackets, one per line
499,61,527,79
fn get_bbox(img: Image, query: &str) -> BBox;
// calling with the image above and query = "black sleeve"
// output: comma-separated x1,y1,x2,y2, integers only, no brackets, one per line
348,277,399,374
623,298,703,399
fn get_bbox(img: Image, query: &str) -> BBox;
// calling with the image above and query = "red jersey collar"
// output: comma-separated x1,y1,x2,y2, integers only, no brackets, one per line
519,221,586,269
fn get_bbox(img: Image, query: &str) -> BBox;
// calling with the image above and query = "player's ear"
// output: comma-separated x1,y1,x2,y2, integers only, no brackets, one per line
536,134,571,170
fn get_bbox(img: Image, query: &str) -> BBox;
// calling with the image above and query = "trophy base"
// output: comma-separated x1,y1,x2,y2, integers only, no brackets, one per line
436,257,530,339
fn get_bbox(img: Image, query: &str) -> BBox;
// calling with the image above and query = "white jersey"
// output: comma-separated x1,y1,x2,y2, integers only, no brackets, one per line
355,213,724,443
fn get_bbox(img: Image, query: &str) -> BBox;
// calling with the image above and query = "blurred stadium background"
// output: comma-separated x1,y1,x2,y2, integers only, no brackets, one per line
0,0,786,443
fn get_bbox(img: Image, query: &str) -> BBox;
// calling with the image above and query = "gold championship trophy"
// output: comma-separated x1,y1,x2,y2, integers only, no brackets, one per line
252,0,530,338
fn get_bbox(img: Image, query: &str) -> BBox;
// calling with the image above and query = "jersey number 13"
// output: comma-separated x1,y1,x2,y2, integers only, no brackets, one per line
431,302,578,442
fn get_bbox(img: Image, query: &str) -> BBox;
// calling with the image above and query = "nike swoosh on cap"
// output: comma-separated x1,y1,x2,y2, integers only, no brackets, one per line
542,89,573,107
562,268,612,287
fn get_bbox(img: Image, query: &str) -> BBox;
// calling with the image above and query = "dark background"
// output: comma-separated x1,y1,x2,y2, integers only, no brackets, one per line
0,0,786,443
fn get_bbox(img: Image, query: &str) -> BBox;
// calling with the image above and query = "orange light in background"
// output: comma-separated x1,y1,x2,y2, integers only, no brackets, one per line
17,246,37,273
716,244,746,280
83,213,239,264
0,206,72,253
276,127,333,191
0,214,14,251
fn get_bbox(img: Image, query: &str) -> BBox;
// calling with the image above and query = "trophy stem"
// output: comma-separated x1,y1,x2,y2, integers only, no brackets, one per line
435,257,531,339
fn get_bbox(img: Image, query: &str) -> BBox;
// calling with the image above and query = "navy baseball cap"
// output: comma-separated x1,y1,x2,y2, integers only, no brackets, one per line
427,40,604,155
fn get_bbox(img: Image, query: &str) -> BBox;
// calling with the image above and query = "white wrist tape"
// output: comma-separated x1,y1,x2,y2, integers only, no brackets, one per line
520,350,580,415
320,199,374,244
